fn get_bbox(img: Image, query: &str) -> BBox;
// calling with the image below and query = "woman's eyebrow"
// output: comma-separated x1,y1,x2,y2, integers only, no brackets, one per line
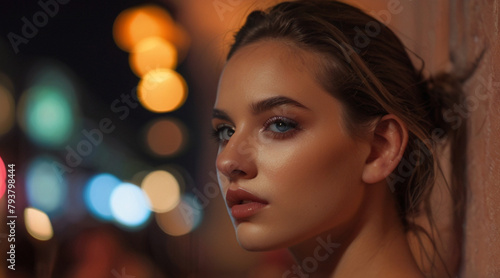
212,96,310,121
251,96,310,114
212,109,232,122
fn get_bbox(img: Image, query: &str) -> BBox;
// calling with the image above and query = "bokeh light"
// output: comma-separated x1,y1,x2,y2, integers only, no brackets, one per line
113,5,175,52
24,207,54,241
0,84,15,136
26,156,67,215
138,68,187,113
84,173,122,221
145,118,187,156
155,194,203,236
141,170,180,213
0,155,6,199
130,37,177,77
110,183,151,228
19,86,74,148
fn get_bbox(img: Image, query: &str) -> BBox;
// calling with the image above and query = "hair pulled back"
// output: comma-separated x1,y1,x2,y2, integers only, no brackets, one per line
227,0,466,276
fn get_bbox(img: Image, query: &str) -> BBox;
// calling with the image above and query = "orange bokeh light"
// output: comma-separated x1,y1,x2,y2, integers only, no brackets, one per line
138,69,187,113
130,37,178,77
141,170,181,213
113,4,190,58
113,5,173,52
146,118,186,156
24,208,54,241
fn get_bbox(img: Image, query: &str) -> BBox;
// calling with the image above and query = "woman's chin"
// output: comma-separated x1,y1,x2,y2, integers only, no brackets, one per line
237,238,280,252
234,223,289,252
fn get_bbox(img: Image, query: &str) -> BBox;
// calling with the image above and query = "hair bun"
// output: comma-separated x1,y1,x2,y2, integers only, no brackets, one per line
426,73,462,134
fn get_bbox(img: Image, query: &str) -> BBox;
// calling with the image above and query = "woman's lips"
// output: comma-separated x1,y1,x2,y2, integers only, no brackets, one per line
225,188,268,220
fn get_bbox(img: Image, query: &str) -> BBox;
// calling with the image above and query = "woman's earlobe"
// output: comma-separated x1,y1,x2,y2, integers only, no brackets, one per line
361,114,408,184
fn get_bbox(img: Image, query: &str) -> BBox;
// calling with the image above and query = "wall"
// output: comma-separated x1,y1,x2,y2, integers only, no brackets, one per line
450,1,500,277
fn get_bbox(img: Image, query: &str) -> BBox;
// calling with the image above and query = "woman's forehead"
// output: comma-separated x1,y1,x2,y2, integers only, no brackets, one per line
214,40,341,119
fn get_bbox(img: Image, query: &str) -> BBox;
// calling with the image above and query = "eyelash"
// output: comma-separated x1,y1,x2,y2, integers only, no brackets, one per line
211,116,300,144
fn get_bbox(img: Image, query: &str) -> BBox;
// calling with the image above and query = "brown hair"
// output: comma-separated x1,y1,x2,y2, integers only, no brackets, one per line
227,0,466,277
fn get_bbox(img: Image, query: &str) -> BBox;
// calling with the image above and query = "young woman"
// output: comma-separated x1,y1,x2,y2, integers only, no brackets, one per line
211,1,465,277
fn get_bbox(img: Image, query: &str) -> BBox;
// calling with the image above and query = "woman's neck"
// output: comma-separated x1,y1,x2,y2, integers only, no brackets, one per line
287,183,424,278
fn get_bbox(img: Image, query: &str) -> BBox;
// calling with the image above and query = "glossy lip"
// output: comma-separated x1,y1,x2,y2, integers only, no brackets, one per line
225,188,268,220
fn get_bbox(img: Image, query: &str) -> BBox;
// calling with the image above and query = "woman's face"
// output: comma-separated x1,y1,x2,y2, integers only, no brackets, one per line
212,40,371,251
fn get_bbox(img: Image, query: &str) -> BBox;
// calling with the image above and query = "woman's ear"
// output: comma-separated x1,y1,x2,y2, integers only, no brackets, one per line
362,114,408,184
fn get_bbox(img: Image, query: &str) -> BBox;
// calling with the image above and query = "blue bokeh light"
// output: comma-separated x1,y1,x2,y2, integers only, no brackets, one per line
110,183,151,229
84,173,121,221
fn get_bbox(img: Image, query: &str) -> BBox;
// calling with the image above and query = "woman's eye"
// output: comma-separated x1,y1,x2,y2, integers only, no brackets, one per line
212,125,235,143
265,117,298,134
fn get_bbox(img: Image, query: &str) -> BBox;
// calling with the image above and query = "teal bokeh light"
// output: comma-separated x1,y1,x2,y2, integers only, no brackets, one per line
26,156,67,215
84,173,121,221
19,62,80,149
24,86,74,148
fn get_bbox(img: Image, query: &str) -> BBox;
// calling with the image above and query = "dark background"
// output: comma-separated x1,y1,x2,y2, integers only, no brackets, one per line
0,1,205,277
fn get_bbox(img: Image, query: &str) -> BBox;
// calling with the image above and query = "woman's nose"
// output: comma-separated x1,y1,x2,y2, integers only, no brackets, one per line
216,134,257,181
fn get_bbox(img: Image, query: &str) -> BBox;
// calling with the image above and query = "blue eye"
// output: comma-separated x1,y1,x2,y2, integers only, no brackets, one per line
266,117,298,134
269,121,295,133
212,125,234,143
211,117,299,144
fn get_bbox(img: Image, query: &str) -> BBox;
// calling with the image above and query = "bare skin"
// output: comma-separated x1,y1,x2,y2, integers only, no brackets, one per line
212,40,424,278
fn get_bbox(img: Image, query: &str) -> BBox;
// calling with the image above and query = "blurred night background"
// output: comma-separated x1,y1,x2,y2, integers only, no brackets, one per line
0,0,294,277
